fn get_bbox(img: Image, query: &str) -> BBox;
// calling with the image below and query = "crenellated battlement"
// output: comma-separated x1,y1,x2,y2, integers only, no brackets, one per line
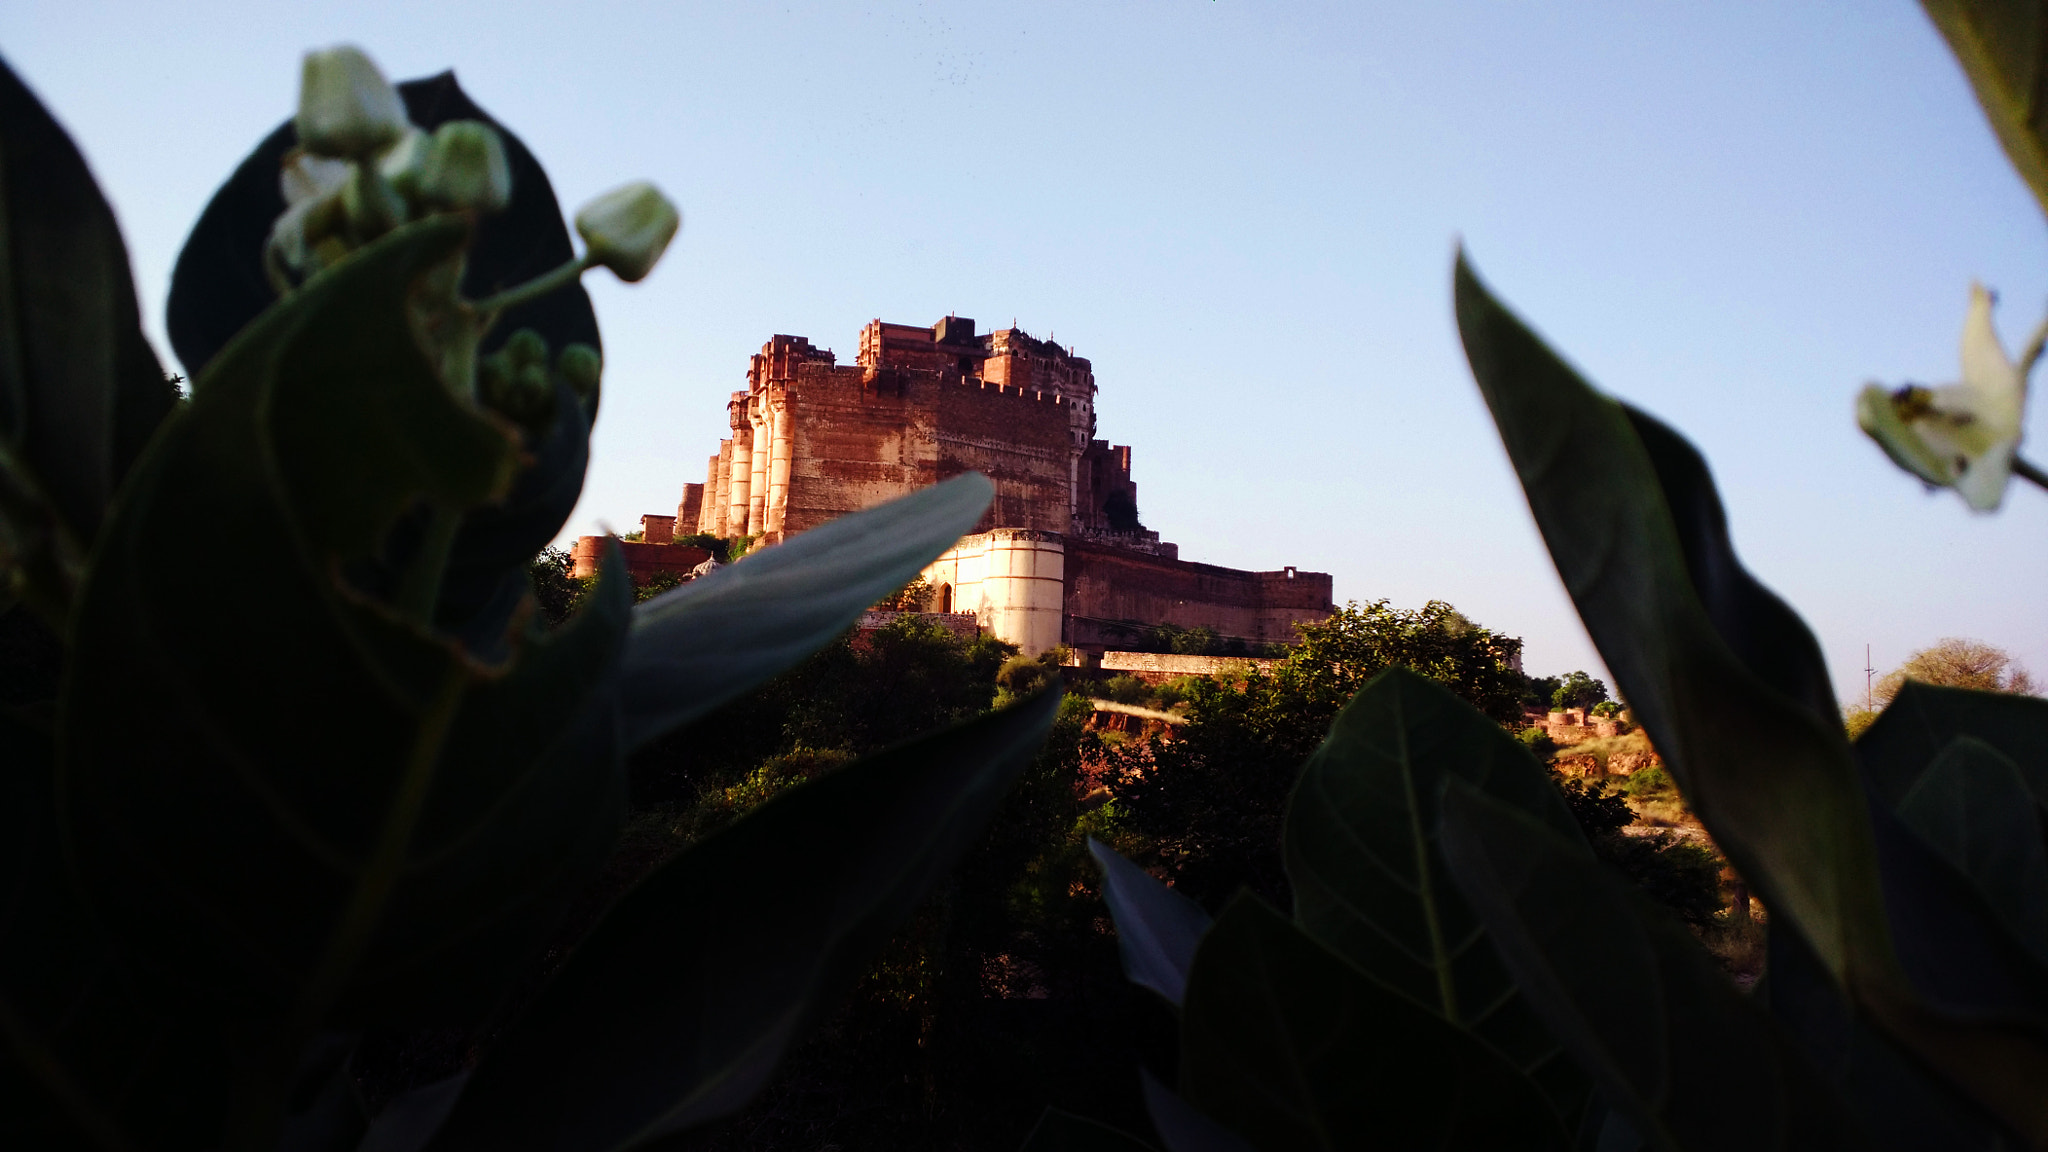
660,310,1334,655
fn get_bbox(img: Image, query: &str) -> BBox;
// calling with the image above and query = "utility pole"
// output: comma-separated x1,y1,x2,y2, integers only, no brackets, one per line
1866,644,1875,712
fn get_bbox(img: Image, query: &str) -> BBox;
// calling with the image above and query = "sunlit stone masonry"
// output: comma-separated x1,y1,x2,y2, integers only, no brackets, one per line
601,314,1333,656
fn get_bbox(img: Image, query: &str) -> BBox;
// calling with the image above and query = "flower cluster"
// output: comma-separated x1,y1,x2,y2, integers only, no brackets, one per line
267,45,679,295
267,47,515,289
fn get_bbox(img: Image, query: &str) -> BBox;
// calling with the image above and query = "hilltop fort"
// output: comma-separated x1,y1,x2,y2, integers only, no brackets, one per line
591,314,1333,656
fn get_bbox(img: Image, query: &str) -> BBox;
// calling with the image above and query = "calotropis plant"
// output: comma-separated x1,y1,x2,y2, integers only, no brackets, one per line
1,43,1054,1152
1035,4,2048,1151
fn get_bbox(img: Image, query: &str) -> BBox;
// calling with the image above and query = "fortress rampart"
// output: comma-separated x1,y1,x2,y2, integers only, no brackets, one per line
600,314,1335,655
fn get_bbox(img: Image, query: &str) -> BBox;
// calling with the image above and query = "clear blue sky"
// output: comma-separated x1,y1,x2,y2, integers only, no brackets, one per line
7,2,2046,702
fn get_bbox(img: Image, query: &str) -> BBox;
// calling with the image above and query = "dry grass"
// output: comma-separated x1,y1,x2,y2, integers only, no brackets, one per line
1550,730,1657,777
1701,907,1770,989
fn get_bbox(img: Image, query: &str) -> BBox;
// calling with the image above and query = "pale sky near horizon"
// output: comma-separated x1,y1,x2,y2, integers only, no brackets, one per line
5,2,2045,703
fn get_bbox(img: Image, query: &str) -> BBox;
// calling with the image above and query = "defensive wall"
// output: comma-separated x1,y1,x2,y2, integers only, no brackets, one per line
1095,651,1281,684
580,312,1334,655
920,530,1333,658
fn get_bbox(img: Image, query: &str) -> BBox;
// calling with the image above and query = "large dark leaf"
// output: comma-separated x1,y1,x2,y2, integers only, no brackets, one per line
620,471,995,749
1765,921,2014,1152
0,56,179,621
0,708,229,1152
1089,836,1213,1007
1453,253,2048,1142
1453,251,1880,985
1178,893,1568,1151
1896,737,2048,967
59,218,631,1052
1863,782,2048,1027
423,690,1059,1152
1140,1071,1255,1152
1857,683,2048,987
1919,0,2048,223
1283,666,1589,1120
1020,1107,1161,1152
1439,781,1870,1151
1859,682,2048,810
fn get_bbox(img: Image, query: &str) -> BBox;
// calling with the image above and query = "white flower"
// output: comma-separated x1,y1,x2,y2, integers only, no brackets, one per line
574,182,680,282
417,121,511,212
267,149,354,286
296,46,408,159
1858,284,2028,511
280,150,351,206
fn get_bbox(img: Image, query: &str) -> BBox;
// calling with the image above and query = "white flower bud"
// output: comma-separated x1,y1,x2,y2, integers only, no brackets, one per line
296,46,408,159
417,121,512,212
378,127,429,199
575,182,680,282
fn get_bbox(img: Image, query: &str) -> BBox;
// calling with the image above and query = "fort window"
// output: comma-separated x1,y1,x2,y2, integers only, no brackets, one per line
937,583,951,613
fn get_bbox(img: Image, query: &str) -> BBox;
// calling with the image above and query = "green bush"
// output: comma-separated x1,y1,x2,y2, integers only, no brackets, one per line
673,531,733,563
1514,724,1559,760
1097,673,1154,705
1622,763,1679,802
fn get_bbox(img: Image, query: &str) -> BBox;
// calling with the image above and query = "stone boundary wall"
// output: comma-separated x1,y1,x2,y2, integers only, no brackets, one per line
571,538,710,583
1065,538,1333,652
1099,651,1279,684
855,611,983,639
852,611,984,651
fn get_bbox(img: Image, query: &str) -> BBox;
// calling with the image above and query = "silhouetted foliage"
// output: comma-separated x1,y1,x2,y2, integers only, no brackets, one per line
1103,599,1528,910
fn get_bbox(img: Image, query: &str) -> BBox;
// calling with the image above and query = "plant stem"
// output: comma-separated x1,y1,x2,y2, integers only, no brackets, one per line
396,503,463,622
2014,455,2048,493
2021,312,2048,376
472,253,592,317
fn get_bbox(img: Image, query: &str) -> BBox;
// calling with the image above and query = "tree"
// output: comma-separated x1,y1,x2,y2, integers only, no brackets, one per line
872,575,933,611
1103,598,1529,908
674,532,732,563
1875,637,2035,706
1289,599,1527,725
527,545,584,627
1548,669,1608,711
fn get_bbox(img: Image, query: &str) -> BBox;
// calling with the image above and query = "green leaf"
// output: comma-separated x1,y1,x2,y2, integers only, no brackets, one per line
1858,681,2048,810
1140,1070,1255,1152
1178,893,1568,1151
1896,736,2048,966
1282,666,1590,1122
59,218,631,1063
1020,1107,1161,1152
1439,780,1869,1152
1089,836,1213,1006
0,55,180,621
1919,0,2048,224
1765,922,2012,1152
1453,250,1882,990
0,703,230,1151
1858,682,2048,987
358,1074,469,1152
620,471,995,748
423,690,1060,1152
1453,253,2048,1142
